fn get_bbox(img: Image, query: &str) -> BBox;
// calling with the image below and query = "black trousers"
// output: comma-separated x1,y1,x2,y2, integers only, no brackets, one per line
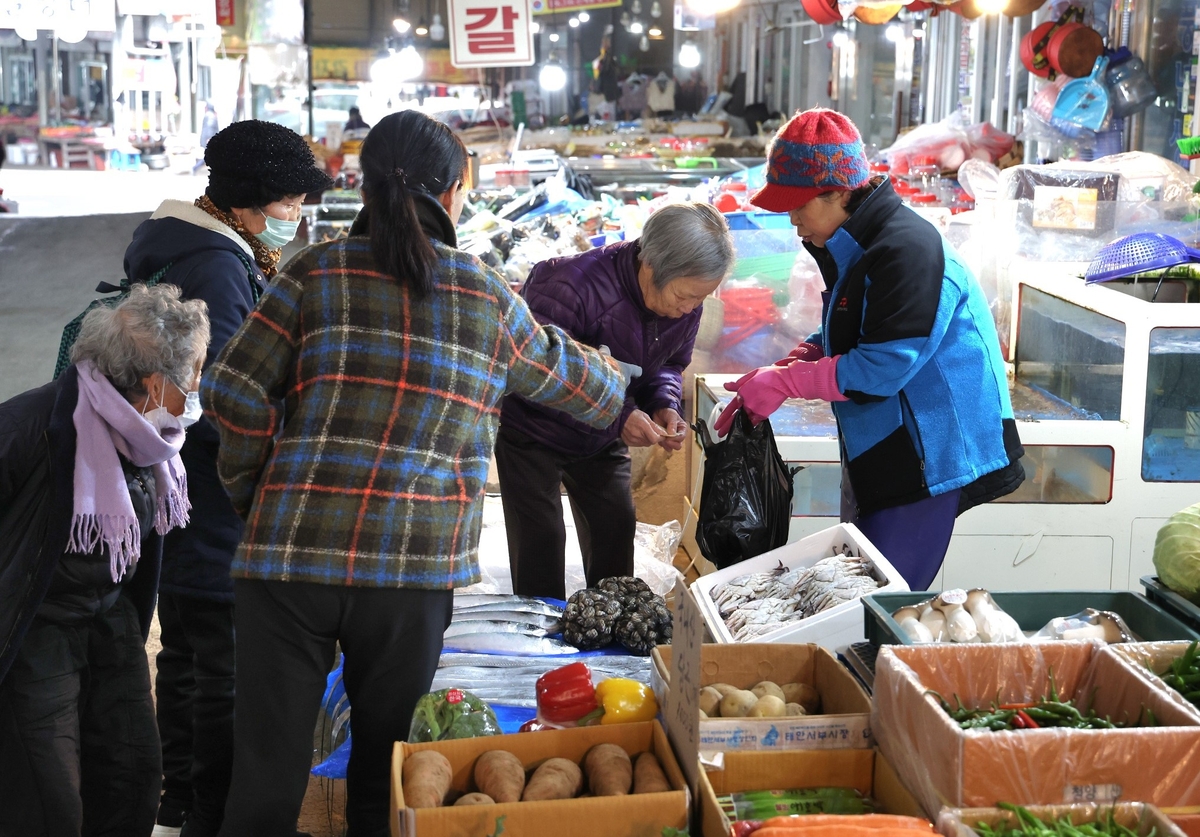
155,592,236,836
218,579,452,837
0,595,161,837
494,425,636,600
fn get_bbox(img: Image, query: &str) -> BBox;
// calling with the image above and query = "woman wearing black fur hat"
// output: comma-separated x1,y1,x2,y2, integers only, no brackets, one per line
122,119,332,837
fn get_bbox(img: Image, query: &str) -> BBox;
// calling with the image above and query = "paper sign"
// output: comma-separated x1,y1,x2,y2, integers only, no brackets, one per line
215,0,234,27
448,0,535,68
1031,186,1099,231
665,578,703,812
1064,784,1122,803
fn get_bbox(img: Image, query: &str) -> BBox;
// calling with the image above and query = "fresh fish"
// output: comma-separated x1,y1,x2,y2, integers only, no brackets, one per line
444,621,550,639
451,600,563,618
453,594,551,609
443,632,580,656
450,610,562,631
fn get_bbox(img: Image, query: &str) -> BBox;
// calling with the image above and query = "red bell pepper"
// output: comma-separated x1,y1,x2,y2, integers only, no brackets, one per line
536,662,598,724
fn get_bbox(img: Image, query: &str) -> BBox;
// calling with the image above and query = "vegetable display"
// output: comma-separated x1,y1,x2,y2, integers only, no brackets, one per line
730,813,935,837
408,688,503,743
1160,640,1200,709
534,663,659,727
400,746,673,809
700,679,820,719
974,803,1157,837
929,675,1148,730
892,590,1022,644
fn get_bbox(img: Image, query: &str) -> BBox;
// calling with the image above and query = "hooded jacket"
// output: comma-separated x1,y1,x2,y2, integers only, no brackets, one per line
123,199,266,601
499,240,701,457
808,179,1025,516
0,369,162,685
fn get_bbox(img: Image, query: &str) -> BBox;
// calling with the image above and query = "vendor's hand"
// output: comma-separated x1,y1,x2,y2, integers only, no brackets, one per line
622,409,667,448
773,341,825,366
652,407,687,451
713,395,746,438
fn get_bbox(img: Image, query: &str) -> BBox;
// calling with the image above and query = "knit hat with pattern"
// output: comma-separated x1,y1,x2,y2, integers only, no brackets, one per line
750,108,870,213
204,120,332,210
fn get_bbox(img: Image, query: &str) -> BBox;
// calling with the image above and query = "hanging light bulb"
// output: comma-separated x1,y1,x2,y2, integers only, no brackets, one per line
392,16,411,33
648,24,663,37
650,0,662,16
396,44,424,80
578,11,590,21
884,22,902,42
620,10,631,26
429,13,445,40
549,30,560,41
639,34,649,50
678,40,701,68
539,58,567,91
569,16,580,26
831,27,850,48
415,18,429,35
629,18,644,33
631,0,642,13
532,20,541,32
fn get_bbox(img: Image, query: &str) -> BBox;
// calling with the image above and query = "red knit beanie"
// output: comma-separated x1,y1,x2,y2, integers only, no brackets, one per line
750,108,871,213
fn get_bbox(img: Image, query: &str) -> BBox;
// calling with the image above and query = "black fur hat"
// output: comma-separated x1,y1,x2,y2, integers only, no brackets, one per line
204,120,333,210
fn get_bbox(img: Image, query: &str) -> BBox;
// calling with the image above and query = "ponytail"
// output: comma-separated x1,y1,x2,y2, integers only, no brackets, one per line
356,111,468,298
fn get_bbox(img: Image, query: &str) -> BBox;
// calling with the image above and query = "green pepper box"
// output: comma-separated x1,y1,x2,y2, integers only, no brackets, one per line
1103,642,1200,727
937,804,1187,837
873,642,1200,817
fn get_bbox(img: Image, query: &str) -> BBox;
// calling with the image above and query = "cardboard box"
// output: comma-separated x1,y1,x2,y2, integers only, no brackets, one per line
872,641,1200,816
690,523,909,650
652,643,873,753
390,720,688,837
1168,814,1200,837
939,804,1187,837
699,747,926,837
1105,642,1200,724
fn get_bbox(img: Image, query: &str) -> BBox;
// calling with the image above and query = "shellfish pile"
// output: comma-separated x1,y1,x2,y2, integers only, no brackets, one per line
709,550,881,641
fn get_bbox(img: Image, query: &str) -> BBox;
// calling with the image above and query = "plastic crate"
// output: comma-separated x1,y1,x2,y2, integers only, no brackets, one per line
863,590,1200,646
691,522,910,650
1142,575,1200,635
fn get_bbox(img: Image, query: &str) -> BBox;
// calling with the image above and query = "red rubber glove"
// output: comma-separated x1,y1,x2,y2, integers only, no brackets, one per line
720,356,847,432
773,341,825,366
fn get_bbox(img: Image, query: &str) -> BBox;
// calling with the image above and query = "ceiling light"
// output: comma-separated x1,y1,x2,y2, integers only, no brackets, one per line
831,28,850,48
429,13,445,39
415,18,429,35
393,16,411,33
532,20,541,31
639,34,649,50
651,0,662,15
549,31,560,41
578,11,590,20
539,59,567,91
678,41,701,68
629,19,644,33
648,25,663,37
569,16,580,26
395,44,423,80
884,22,902,42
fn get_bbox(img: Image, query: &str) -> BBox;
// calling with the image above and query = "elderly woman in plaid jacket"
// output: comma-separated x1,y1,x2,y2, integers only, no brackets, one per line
202,110,630,837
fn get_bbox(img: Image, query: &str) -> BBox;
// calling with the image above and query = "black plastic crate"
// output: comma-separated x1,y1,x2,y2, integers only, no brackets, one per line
863,590,1200,646
1141,575,1200,635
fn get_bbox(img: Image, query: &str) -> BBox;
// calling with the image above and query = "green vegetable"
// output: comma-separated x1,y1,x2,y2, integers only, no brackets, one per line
927,680,1140,731
1161,640,1200,710
407,687,502,743
1154,503,1200,601
975,803,1156,837
719,787,877,820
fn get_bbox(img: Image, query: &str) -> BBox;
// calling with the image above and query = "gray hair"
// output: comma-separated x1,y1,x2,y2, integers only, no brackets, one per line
71,283,210,397
639,202,735,290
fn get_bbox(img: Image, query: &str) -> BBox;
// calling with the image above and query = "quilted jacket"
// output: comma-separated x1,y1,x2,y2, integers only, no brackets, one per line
500,240,702,457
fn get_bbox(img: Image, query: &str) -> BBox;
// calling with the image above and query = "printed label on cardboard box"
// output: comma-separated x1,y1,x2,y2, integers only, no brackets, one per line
1064,784,1123,804
698,717,872,751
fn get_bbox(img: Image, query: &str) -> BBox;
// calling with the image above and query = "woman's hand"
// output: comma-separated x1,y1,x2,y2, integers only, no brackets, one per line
652,407,687,451
621,409,668,448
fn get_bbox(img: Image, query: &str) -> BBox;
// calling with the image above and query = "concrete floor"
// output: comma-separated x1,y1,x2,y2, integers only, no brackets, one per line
3,194,694,837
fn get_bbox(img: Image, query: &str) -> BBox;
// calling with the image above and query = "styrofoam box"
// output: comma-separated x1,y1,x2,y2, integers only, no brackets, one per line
691,522,909,649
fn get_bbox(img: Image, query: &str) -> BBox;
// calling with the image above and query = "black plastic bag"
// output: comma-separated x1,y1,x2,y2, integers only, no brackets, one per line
694,412,796,570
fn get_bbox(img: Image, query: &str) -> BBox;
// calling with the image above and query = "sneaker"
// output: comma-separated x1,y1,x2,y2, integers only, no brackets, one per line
151,827,183,837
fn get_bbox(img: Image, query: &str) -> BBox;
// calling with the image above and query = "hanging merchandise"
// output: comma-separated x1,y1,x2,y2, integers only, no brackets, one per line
1051,56,1111,133
1106,48,1157,118
1020,6,1102,79
852,4,902,23
801,0,842,25
1084,233,1200,284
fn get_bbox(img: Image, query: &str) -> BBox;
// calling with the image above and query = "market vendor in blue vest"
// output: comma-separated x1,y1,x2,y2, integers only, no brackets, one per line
715,108,1026,590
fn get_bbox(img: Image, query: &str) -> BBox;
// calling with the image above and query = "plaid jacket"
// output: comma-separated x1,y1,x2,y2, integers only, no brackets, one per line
201,236,626,589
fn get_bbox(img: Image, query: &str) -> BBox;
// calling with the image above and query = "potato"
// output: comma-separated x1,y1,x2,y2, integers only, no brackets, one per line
474,750,525,803
751,681,785,702
584,743,633,797
718,689,758,718
699,709,708,719
699,686,723,717
785,702,807,716
782,682,821,714
454,793,495,806
708,683,740,698
402,750,452,809
522,758,583,801
633,752,671,794
748,694,787,718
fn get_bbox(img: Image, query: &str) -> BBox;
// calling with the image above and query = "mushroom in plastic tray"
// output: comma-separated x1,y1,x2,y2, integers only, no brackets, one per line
1032,608,1135,643
891,591,1136,644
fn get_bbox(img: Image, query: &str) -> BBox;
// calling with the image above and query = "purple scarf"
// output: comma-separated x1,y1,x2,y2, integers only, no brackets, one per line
70,360,190,582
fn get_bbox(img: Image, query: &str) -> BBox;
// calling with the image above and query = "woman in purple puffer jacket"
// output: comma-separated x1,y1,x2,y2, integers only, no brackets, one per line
497,202,734,599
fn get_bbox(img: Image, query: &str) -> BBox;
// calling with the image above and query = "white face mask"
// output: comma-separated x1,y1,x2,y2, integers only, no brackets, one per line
141,378,196,434
179,389,203,428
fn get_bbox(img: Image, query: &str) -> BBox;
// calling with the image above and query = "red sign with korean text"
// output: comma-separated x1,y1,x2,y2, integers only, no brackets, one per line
215,0,234,27
448,0,534,68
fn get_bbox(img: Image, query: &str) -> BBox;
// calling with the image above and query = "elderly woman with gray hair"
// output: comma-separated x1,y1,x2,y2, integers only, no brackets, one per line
0,283,209,837
497,202,734,599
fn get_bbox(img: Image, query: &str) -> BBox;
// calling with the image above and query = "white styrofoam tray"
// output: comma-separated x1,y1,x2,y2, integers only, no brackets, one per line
690,522,909,649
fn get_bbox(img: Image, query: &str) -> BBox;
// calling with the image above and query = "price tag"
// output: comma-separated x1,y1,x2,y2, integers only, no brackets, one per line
1063,784,1122,803
665,578,703,808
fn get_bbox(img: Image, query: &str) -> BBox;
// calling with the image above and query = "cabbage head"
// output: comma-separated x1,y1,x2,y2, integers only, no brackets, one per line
1154,503,1200,601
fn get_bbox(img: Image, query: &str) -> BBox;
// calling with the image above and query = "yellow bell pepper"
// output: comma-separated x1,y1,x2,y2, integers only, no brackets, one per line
594,678,658,725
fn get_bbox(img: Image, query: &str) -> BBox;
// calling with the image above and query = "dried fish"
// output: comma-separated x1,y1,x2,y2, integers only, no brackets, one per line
443,632,580,656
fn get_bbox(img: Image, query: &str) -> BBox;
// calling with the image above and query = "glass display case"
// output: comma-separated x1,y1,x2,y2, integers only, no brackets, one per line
1143,327,1200,481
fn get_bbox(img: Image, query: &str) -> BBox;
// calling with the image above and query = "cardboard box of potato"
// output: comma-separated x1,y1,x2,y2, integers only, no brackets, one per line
390,719,687,837
652,643,872,754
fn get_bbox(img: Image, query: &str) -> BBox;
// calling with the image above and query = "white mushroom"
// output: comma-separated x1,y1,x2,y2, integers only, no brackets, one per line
919,604,947,641
893,605,934,643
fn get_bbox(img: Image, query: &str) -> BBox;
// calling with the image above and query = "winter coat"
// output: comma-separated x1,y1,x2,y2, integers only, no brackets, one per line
808,178,1025,516
123,199,266,602
500,240,702,458
0,368,162,685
